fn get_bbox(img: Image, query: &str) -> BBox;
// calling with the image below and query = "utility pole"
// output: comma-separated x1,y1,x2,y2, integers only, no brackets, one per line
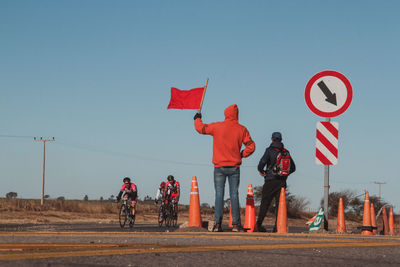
34,137,55,205
374,181,386,202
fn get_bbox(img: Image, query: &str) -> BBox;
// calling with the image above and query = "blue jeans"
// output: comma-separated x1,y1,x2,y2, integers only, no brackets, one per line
214,166,240,225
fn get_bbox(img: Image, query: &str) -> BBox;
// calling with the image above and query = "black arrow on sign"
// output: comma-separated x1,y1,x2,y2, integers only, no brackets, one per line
317,80,337,106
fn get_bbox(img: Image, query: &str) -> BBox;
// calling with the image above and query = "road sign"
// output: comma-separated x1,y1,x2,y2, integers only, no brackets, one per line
305,70,353,118
316,121,338,165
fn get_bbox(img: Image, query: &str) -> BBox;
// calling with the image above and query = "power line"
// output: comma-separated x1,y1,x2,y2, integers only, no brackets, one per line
0,134,33,138
54,141,212,166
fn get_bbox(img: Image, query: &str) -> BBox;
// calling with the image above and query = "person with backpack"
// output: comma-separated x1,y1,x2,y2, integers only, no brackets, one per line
256,132,295,232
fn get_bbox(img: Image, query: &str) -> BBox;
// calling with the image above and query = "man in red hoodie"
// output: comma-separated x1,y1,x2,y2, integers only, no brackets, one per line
194,104,255,232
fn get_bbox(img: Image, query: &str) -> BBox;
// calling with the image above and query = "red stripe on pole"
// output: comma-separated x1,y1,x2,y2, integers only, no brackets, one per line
316,148,333,165
316,130,338,157
321,121,338,139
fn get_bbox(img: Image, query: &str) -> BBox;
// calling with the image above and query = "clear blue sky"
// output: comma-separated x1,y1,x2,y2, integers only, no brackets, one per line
1,1,399,213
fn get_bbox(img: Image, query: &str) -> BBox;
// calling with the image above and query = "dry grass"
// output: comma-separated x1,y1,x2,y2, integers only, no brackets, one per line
0,198,117,213
0,198,202,225
1,198,398,234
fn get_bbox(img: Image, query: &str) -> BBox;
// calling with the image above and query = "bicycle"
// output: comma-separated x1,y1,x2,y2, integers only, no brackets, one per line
158,201,167,227
119,198,135,228
165,198,178,227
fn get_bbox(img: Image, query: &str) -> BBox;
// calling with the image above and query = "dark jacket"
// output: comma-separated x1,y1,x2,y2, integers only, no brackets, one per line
257,141,296,181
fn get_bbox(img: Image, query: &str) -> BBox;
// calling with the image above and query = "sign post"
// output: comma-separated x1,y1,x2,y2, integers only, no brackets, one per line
305,70,353,230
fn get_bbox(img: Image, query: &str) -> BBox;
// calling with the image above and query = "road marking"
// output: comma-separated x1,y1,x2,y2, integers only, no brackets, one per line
1,232,398,243
1,241,400,261
0,243,123,249
0,233,359,243
2,231,398,238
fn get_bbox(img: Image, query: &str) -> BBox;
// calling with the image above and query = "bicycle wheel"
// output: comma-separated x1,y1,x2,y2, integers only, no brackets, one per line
172,209,178,227
158,206,164,227
129,213,135,228
119,204,128,228
167,204,175,228
165,205,171,227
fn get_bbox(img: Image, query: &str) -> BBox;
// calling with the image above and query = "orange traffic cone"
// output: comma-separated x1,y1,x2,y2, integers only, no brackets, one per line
243,184,257,232
370,203,377,235
336,197,347,233
229,204,233,228
361,190,373,235
188,176,202,227
382,206,389,235
389,207,395,235
276,187,288,233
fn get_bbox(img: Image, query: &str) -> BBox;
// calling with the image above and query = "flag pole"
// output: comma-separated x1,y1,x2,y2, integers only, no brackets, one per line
198,77,209,113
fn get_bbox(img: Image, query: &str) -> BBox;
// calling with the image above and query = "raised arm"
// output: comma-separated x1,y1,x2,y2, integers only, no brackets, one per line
194,113,214,135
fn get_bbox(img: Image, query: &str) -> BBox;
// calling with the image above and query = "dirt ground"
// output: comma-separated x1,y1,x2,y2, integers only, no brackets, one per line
0,209,364,232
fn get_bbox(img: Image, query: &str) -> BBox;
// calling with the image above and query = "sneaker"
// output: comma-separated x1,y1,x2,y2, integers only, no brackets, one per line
212,223,223,232
232,225,246,232
257,224,267,232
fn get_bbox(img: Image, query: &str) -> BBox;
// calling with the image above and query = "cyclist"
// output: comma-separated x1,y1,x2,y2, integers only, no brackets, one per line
164,175,180,216
155,181,166,204
116,177,138,217
155,181,167,223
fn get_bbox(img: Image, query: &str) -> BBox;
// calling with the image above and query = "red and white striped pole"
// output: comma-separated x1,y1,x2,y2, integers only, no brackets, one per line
316,120,339,230
316,121,339,165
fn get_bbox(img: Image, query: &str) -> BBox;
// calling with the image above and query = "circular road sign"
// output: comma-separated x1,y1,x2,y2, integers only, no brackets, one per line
305,70,353,118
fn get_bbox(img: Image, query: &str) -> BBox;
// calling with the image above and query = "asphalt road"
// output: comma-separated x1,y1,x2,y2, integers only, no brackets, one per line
1,223,400,266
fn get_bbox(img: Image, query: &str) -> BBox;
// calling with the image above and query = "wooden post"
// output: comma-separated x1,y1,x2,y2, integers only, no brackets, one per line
198,77,209,113
34,137,55,206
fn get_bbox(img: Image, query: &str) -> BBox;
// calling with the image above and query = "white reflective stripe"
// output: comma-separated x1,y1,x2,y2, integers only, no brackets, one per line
316,139,338,164
317,122,339,147
190,192,199,195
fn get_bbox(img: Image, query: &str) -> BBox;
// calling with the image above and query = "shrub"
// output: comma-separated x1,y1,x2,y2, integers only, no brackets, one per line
5,192,17,199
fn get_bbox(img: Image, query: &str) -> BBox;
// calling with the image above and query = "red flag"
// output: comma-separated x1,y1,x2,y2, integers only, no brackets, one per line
167,87,205,109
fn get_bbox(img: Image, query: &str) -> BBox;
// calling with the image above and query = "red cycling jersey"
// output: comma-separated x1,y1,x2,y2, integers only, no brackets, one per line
119,182,138,201
165,180,180,200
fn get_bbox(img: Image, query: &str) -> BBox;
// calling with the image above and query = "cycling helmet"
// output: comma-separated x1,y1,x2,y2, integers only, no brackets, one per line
160,181,166,187
123,177,131,183
167,175,174,182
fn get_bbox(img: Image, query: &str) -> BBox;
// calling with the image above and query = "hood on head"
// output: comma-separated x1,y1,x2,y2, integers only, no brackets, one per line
224,104,238,121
